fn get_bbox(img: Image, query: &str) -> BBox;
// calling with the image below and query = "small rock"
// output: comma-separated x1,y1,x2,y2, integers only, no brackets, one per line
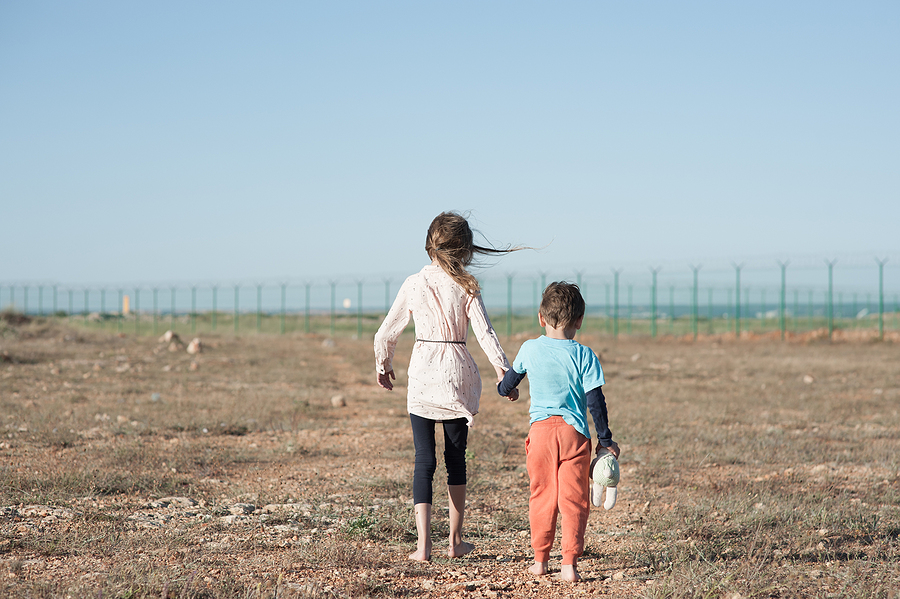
116,415,128,424
186,338,202,354
612,571,625,581
630,353,641,362
803,375,814,384
150,393,162,402
229,503,256,515
331,395,346,408
189,361,199,371
159,330,182,345
321,338,335,348
147,497,197,509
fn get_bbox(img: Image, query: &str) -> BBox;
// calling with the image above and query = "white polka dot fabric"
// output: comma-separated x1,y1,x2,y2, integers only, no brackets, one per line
374,264,511,426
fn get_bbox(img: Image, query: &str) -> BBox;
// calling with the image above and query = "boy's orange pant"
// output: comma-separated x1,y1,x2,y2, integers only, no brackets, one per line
525,416,592,565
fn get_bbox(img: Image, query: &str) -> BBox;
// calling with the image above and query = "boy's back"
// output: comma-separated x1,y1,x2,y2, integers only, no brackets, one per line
513,336,604,439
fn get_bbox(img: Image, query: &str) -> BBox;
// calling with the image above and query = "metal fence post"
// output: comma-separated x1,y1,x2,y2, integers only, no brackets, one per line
38,286,43,316
707,288,714,334
83,289,88,323
119,289,124,332
690,265,700,340
826,259,837,339
53,285,58,315
778,261,788,341
876,257,888,340
24,286,29,315
650,267,660,338
734,263,743,338
282,283,288,335
153,288,159,336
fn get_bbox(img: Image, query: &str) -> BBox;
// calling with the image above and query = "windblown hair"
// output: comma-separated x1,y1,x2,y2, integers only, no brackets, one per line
425,211,520,295
540,282,586,329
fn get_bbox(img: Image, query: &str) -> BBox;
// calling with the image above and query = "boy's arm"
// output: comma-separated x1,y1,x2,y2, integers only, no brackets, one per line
497,368,526,398
586,386,618,457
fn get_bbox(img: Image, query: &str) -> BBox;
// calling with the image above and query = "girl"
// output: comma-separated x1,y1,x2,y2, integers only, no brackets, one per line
374,212,520,561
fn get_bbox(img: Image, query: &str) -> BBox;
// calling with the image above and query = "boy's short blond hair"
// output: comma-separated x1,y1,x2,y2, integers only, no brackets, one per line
540,282,586,329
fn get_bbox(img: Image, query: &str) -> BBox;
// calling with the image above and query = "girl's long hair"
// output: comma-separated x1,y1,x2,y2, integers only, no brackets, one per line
425,211,523,295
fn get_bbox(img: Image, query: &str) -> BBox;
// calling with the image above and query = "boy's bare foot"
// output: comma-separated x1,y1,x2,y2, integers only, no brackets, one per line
560,564,582,582
528,561,549,576
448,541,475,558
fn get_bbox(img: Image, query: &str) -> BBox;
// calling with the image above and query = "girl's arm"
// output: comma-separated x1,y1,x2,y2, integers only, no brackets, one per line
374,278,413,379
466,292,511,379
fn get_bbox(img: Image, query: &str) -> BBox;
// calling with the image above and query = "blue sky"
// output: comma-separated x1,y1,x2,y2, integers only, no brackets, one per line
2,1,898,288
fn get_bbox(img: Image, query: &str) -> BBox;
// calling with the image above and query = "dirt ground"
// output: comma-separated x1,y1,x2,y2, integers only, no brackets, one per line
1,316,899,598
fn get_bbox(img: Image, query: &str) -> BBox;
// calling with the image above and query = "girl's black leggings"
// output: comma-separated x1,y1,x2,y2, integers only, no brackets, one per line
409,414,468,505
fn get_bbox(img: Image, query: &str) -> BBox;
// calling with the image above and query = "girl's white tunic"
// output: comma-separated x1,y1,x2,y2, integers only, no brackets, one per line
374,264,510,425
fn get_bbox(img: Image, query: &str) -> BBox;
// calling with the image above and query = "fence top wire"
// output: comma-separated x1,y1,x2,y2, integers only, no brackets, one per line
3,251,899,290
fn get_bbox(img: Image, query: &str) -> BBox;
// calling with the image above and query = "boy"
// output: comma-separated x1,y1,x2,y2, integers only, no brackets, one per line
497,282,620,582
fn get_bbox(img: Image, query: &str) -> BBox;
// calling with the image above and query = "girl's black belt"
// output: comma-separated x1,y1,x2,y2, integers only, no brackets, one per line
416,339,466,344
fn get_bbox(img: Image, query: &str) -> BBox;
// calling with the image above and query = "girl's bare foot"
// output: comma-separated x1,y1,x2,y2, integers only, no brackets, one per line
448,541,475,558
528,561,549,576
409,545,431,562
560,564,582,582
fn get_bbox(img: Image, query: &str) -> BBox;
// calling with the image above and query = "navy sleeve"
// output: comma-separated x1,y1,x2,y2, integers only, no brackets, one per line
586,386,613,446
497,368,526,396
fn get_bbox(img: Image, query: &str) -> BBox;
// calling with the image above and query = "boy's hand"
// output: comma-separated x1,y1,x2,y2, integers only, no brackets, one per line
377,370,395,391
600,441,620,460
504,388,519,402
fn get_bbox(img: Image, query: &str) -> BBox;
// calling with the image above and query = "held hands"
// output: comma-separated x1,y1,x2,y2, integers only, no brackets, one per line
497,375,519,402
599,440,620,460
496,366,519,402
377,370,395,391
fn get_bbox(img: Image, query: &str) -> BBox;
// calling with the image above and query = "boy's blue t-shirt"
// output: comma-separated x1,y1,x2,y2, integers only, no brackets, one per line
512,336,605,439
